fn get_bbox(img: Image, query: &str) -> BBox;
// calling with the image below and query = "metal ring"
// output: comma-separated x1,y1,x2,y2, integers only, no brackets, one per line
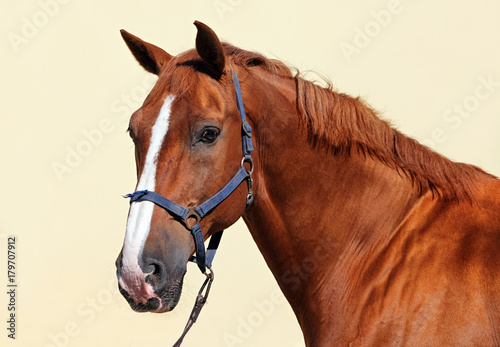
184,208,201,229
240,157,254,175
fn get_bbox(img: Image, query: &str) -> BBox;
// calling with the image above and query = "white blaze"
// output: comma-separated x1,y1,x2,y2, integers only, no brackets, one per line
119,94,175,304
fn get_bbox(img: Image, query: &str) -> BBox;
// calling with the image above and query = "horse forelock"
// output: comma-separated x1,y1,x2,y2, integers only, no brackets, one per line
148,44,293,98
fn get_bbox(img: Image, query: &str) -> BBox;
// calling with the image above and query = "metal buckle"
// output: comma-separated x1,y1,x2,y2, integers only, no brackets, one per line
183,207,201,230
241,120,252,137
241,157,254,205
246,186,254,206
240,157,254,175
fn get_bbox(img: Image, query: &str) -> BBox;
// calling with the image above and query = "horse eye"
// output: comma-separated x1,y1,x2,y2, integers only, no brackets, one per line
200,128,220,143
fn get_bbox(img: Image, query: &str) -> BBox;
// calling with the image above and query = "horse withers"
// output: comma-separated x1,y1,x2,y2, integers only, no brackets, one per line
115,21,500,346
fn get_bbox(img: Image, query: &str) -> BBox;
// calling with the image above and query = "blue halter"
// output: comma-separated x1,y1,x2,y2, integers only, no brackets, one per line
124,69,254,274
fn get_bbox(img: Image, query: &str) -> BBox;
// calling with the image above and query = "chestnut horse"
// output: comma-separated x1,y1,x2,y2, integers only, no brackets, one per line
115,21,500,346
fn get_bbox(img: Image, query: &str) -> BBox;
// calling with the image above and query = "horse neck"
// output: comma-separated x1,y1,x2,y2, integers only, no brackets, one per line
240,68,424,333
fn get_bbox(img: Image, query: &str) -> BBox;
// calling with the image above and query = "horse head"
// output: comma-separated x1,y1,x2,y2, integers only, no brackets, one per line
115,22,252,313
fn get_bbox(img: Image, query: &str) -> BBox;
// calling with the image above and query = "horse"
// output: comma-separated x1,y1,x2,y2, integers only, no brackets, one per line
115,21,500,346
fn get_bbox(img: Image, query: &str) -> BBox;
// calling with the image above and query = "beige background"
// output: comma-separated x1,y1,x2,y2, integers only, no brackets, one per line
1,1,499,346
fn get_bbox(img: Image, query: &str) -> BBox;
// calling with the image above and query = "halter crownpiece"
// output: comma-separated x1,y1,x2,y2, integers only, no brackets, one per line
124,69,254,346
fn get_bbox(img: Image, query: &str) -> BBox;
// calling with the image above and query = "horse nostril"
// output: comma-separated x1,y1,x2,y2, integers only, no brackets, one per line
144,263,157,274
144,261,166,288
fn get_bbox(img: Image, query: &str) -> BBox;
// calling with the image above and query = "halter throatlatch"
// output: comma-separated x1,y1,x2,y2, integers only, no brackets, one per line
124,69,253,346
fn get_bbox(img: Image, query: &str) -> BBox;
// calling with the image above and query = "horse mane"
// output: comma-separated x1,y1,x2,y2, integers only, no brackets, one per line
167,44,490,202
291,81,487,202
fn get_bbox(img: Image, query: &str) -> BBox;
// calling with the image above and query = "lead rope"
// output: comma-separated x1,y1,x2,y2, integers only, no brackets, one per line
172,268,214,347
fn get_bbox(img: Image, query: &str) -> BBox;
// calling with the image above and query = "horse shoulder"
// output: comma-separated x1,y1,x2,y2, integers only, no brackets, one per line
344,181,500,345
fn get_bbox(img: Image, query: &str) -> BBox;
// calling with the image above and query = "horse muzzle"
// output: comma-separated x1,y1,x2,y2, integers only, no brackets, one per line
115,251,186,313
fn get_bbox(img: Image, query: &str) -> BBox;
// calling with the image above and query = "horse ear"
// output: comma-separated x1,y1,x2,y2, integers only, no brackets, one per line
194,21,226,78
120,30,172,75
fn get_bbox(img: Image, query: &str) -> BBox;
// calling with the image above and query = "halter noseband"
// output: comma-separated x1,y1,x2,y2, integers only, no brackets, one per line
123,69,254,346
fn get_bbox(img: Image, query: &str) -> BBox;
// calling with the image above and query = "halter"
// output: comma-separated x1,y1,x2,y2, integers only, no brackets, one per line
124,69,254,346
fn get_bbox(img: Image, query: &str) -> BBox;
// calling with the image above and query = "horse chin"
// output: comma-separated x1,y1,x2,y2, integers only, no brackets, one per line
156,278,184,313
118,273,185,313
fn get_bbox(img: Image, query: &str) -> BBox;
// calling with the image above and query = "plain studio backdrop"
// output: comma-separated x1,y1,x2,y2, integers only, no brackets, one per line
1,1,499,346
